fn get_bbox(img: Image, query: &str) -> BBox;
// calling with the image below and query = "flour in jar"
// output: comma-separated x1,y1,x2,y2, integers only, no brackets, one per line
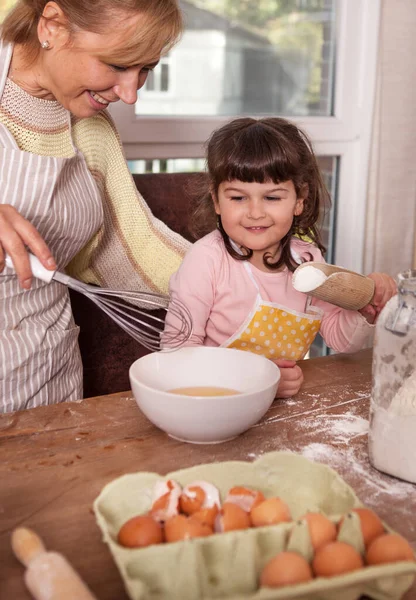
369,288,416,484
388,373,416,415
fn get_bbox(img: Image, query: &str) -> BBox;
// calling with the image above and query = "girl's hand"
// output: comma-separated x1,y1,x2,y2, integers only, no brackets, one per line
359,272,397,323
272,358,304,399
0,205,56,289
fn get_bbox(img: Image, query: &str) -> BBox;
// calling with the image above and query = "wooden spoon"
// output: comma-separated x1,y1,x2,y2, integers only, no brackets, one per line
292,262,375,311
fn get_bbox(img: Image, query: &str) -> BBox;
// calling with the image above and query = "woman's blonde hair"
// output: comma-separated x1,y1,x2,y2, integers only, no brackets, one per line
2,0,182,65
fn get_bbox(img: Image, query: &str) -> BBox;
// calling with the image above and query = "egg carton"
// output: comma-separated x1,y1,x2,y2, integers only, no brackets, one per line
93,451,416,600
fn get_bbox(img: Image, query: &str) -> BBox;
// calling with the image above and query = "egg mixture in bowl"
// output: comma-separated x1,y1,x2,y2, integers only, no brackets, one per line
129,346,280,443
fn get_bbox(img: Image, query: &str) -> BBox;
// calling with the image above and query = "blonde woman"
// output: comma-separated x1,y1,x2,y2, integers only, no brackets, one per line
0,0,190,411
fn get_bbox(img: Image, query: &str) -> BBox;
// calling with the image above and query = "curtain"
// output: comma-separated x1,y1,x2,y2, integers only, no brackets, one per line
364,0,416,275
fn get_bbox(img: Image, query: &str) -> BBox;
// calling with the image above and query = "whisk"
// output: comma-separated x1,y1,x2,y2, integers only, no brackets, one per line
5,253,193,352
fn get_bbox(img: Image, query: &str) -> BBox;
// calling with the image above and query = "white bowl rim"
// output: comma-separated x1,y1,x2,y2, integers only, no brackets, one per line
129,347,280,401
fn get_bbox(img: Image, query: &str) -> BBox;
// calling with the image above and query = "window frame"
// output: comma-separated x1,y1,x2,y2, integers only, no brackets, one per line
140,53,175,97
109,0,381,272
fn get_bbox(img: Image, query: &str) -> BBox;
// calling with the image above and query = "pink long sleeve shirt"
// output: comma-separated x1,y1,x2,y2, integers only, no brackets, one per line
169,231,374,353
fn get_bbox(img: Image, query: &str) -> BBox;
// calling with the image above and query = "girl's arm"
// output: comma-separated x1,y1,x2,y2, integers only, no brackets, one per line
314,301,375,353
311,264,396,353
358,272,397,323
272,358,304,398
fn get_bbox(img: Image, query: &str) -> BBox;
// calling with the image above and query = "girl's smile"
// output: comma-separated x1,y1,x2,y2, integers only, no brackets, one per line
244,226,271,233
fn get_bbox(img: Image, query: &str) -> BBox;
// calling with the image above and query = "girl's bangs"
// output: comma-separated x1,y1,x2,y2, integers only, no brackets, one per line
218,142,296,185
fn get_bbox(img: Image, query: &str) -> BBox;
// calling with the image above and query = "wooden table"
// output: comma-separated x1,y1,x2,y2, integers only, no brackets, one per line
1,349,415,599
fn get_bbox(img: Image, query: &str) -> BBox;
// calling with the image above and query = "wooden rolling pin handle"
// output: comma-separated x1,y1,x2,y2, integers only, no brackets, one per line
11,527,97,600
12,527,46,567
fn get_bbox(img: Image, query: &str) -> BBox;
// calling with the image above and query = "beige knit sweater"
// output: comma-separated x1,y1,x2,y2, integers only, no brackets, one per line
0,77,190,294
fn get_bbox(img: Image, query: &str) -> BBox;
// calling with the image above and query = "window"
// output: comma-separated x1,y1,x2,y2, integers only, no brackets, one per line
136,0,336,118
111,0,380,277
128,158,205,174
141,55,172,96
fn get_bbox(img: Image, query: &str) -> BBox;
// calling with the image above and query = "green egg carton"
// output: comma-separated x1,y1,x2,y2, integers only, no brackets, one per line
93,451,416,600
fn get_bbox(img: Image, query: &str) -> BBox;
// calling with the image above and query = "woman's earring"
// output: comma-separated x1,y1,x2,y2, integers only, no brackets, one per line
41,40,51,50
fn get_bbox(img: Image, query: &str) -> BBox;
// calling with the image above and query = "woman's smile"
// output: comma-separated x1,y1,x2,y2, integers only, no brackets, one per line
87,90,110,109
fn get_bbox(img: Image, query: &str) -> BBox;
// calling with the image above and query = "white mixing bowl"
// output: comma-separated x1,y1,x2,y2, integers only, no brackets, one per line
129,346,280,444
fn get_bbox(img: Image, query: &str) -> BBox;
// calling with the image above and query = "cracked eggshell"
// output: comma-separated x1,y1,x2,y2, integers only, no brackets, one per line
179,481,221,515
225,486,265,512
150,479,182,522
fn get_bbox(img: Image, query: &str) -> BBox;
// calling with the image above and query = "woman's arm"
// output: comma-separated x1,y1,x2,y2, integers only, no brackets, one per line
68,111,190,294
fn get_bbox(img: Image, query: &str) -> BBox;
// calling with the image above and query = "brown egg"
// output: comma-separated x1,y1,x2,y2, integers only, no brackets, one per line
164,514,213,543
192,505,219,527
339,508,384,548
225,486,265,512
366,533,416,565
250,497,291,527
300,512,337,551
260,551,313,588
215,502,251,532
117,515,164,548
312,541,364,577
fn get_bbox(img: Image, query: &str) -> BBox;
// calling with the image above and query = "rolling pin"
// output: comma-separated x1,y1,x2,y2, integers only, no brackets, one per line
11,527,97,600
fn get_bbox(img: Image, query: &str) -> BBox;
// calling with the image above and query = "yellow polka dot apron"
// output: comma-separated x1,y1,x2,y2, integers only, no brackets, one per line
221,261,323,361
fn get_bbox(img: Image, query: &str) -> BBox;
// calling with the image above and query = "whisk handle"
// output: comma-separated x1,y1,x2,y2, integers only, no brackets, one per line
5,253,56,283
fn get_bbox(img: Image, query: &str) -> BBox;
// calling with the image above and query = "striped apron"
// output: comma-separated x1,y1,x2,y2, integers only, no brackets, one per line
0,40,103,412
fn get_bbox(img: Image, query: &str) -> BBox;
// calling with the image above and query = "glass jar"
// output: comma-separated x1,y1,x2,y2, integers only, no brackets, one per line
368,270,416,483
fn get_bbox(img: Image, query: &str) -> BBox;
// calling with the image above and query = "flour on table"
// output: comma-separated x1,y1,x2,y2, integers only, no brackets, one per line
246,391,416,524
299,442,416,506
299,411,369,444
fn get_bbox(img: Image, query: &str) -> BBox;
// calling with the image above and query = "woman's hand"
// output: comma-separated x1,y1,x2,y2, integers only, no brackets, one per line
272,358,304,399
359,272,397,323
0,205,56,289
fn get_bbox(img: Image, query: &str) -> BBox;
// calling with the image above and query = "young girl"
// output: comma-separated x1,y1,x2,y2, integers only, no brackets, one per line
165,117,397,398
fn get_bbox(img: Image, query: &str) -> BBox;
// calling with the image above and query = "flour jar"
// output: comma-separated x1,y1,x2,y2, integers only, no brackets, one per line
368,270,416,483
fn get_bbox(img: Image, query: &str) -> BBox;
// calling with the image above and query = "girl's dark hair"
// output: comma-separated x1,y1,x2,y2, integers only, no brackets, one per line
191,117,331,272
